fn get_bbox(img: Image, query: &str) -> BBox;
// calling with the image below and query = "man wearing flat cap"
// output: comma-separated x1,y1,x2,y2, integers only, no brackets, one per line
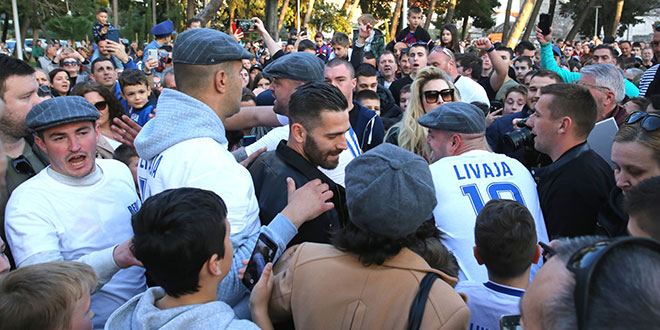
268,143,470,329
4,96,146,329
133,28,336,318
417,102,548,283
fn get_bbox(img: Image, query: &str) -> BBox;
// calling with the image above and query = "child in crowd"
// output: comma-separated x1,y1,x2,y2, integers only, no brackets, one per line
394,6,431,46
330,32,351,60
0,261,97,330
502,85,528,115
92,8,114,43
355,89,381,116
105,188,273,330
118,69,156,126
455,199,540,330
113,144,139,192
399,84,411,112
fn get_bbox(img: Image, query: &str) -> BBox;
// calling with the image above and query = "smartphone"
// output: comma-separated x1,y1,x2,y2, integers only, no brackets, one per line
538,13,551,36
236,19,255,32
242,233,277,290
490,100,504,113
500,314,522,330
107,28,120,43
147,49,158,63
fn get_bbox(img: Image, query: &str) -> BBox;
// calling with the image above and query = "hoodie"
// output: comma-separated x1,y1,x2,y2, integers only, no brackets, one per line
104,287,260,330
133,89,297,318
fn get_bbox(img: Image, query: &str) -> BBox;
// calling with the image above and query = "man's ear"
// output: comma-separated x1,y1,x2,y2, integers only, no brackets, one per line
532,244,541,264
206,253,223,276
473,246,484,265
449,133,461,155
213,67,229,94
290,123,306,144
558,116,572,134
34,134,48,154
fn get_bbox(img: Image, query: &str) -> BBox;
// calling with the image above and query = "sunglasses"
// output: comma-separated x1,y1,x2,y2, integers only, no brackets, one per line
94,101,108,111
432,46,455,60
12,155,36,178
624,111,660,131
62,61,78,67
423,89,454,104
566,237,660,330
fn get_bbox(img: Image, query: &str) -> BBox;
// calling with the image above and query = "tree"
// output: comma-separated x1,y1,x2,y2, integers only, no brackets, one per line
303,0,316,27
559,0,660,39
521,0,544,42
390,0,403,39
423,0,437,30
564,0,596,42
445,0,457,24
277,0,291,39
454,0,498,39
502,0,513,40
610,0,624,37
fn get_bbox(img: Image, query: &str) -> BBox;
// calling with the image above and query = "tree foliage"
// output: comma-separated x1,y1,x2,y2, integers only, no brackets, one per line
559,0,660,37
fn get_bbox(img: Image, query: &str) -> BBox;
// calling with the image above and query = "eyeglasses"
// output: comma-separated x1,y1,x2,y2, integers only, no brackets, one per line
11,155,36,178
62,61,78,67
624,111,660,131
423,89,454,104
93,101,108,111
566,237,660,330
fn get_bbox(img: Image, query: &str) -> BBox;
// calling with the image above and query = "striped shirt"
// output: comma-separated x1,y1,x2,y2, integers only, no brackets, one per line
639,64,659,97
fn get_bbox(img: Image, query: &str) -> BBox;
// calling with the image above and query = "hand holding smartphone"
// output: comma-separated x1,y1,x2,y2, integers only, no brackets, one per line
242,234,278,290
107,28,120,43
538,13,551,36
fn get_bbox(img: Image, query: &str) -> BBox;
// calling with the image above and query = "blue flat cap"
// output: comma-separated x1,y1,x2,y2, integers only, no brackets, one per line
173,28,252,65
26,96,100,133
151,20,174,36
418,102,486,134
263,52,325,82
346,144,436,239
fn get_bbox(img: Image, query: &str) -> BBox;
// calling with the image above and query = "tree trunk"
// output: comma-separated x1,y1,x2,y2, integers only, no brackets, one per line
277,0,291,40
445,0,457,24
460,11,469,40
195,0,223,26
505,0,535,48
228,1,237,32
341,0,351,15
521,0,544,42
565,0,597,42
347,0,360,22
152,0,157,26
548,0,557,21
423,0,437,30
502,0,513,41
303,0,315,28
113,0,119,27
2,11,9,42
610,0,624,37
391,0,403,40
264,0,279,38
188,0,196,20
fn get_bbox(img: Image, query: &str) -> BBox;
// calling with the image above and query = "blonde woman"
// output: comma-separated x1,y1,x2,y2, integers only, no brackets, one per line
386,66,461,161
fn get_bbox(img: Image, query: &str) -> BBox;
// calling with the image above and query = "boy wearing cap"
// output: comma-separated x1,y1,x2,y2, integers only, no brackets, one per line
4,96,146,329
417,102,548,283
268,144,469,329
143,20,174,66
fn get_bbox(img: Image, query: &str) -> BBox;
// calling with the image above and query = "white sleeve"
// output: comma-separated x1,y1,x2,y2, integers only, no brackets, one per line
277,114,289,126
245,126,290,156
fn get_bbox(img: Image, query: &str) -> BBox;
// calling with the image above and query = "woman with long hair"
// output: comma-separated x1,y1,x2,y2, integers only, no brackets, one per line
440,24,460,54
49,68,70,97
71,82,126,158
386,66,460,161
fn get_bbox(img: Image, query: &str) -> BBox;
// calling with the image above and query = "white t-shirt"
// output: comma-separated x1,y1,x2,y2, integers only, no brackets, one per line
5,159,146,329
137,137,261,238
455,75,491,106
455,280,524,330
430,150,548,282
244,125,361,187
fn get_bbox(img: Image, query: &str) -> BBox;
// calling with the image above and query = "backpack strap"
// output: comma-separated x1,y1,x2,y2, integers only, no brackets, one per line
407,272,440,330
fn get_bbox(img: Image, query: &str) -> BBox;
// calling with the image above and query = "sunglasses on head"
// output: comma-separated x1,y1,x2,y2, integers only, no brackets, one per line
93,101,108,111
624,111,660,131
423,89,454,104
565,237,660,330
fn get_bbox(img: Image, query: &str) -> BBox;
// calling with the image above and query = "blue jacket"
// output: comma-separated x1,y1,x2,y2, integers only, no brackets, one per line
130,99,156,126
351,100,384,152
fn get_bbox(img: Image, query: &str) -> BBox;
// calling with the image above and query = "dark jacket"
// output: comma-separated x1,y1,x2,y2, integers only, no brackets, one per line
389,75,413,106
596,187,628,237
350,29,386,69
350,101,384,152
375,85,402,130
394,26,431,46
531,143,615,239
248,141,349,247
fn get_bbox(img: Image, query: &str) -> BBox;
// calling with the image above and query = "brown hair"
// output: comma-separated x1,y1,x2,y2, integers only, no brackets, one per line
540,83,597,139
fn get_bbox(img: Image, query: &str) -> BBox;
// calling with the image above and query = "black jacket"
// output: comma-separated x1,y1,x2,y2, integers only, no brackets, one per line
531,143,615,239
596,187,628,237
248,141,349,246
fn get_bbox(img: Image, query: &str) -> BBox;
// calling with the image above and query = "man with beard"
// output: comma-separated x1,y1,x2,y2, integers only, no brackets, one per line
4,96,146,329
249,82,350,246
0,56,49,269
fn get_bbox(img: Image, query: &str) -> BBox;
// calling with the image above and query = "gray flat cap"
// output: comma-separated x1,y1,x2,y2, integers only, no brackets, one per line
173,28,252,65
345,143,436,239
418,102,486,134
26,96,100,133
263,52,325,82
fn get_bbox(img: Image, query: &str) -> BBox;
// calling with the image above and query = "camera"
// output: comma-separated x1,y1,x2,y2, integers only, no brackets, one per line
504,117,535,150
235,19,255,32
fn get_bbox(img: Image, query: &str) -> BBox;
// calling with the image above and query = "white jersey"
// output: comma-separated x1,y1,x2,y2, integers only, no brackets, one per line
455,280,524,330
430,150,548,282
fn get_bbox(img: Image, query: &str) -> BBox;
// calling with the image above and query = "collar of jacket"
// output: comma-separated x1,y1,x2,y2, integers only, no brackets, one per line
531,142,590,181
381,248,459,287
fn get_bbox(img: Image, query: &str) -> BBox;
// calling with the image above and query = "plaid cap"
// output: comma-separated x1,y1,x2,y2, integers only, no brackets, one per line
26,96,100,133
418,102,487,134
173,28,253,65
263,52,325,82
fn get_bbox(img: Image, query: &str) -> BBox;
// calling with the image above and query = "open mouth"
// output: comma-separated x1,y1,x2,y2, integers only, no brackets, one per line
68,154,86,167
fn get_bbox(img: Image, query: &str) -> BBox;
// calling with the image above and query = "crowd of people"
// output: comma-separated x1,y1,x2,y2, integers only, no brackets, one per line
0,4,660,330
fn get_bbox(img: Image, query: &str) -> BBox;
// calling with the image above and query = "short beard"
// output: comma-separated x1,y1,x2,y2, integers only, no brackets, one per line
303,134,341,170
0,117,28,140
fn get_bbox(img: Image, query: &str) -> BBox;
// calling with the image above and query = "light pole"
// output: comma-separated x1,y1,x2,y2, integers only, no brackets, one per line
594,5,602,38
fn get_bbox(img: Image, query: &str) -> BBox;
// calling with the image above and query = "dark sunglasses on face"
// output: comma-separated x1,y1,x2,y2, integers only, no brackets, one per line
12,155,36,177
624,111,660,131
565,237,660,330
94,101,108,111
423,89,454,104
62,61,78,67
